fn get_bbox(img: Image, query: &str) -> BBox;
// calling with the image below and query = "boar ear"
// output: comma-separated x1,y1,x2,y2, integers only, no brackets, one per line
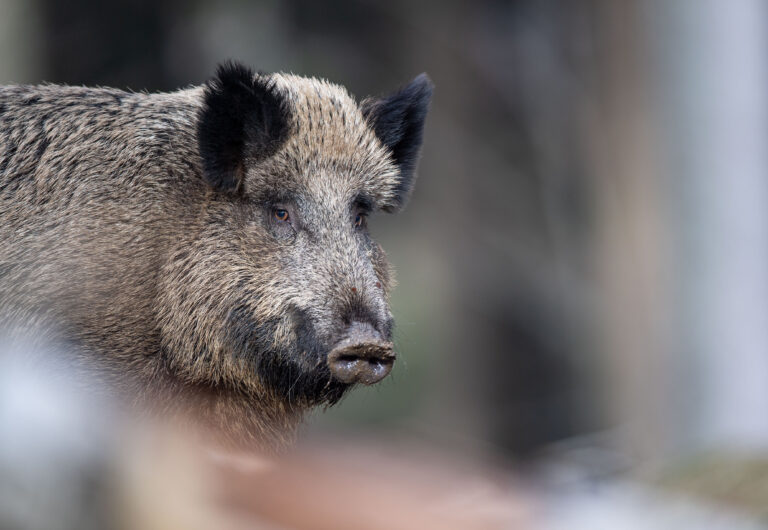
197,61,292,193
361,73,434,209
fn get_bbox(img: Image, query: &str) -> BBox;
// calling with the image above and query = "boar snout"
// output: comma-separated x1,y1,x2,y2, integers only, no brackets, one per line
327,322,395,385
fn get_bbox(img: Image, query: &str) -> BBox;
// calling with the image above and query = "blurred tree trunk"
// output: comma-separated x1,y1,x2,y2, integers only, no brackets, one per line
648,0,768,451
589,0,674,464
592,0,768,463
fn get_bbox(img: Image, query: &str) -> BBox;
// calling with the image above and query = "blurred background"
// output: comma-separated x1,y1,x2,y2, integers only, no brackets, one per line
2,0,768,526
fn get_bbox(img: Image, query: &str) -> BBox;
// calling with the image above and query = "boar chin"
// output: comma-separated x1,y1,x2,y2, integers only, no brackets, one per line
257,352,351,406
222,306,347,405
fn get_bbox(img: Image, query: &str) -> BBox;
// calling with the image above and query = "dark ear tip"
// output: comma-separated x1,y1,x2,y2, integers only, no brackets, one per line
198,61,291,194
412,73,434,92
404,73,434,105
216,59,247,75
209,60,255,91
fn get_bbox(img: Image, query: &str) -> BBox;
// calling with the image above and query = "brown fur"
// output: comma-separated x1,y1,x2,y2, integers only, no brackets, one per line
0,65,432,450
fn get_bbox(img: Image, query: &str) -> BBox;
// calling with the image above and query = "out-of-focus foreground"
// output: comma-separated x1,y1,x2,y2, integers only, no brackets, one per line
1,0,768,527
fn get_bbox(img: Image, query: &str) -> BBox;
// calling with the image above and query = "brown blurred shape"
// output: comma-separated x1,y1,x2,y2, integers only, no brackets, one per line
119,429,532,530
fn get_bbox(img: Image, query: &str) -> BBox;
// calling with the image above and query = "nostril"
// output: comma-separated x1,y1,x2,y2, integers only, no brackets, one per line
327,321,395,385
327,344,395,385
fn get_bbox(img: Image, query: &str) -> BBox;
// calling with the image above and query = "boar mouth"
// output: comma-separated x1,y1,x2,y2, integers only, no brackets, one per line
326,323,396,385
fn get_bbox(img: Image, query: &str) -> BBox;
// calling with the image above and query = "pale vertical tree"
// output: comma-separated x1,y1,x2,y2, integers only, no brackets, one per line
648,0,768,450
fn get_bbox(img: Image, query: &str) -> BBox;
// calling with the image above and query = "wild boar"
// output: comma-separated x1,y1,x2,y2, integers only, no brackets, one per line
0,62,433,448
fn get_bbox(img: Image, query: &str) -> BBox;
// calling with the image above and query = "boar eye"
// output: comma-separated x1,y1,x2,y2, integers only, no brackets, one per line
354,212,367,229
273,209,289,222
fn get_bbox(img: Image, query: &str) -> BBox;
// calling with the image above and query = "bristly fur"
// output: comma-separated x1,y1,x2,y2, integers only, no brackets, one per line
361,73,434,210
0,61,432,451
198,61,293,193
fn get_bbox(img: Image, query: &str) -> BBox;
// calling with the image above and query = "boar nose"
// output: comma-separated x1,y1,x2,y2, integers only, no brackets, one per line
327,322,395,385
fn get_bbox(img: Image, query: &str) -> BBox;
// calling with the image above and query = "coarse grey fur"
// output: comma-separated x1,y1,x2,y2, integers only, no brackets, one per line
0,63,433,449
